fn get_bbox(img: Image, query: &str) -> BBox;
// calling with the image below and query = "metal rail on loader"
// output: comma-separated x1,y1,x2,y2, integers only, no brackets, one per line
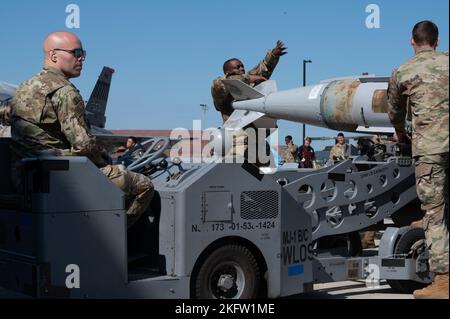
0,137,431,298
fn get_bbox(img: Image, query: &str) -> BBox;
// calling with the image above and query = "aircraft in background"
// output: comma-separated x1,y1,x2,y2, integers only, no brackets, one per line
0,82,17,137
0,82,17,102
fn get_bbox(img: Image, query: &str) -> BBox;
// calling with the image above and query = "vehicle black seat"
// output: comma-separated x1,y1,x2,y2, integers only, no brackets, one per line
0,138,21,210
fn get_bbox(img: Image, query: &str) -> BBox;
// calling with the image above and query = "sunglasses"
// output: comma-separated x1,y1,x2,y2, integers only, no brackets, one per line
53,48,86,59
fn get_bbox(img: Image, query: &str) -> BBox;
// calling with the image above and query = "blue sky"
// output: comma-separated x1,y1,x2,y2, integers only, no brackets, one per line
1,0,448,150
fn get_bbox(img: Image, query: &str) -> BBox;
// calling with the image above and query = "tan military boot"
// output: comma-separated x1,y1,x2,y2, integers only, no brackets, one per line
410,219,423,229
413,273,449,299
361,231,376,249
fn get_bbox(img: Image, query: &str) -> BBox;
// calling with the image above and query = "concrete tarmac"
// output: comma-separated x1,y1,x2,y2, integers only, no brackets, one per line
0,280,414,299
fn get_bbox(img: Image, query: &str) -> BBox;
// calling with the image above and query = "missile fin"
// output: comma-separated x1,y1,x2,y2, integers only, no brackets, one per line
222,79,264,101
223,109,265,129
356,126,395,134
254,80,278,95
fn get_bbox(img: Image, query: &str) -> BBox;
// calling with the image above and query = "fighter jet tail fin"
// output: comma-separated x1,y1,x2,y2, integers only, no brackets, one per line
85,66,115,128
222,79,265,101
0,82,17,103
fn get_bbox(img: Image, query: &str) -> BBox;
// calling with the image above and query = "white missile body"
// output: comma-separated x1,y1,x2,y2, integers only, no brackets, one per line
222,76,394,134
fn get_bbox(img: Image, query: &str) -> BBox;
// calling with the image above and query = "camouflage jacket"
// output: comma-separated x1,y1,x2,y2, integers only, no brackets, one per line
283,143,298,163
11,67,106,165
387,48,449,156
211,49,280,123
329,143,348,161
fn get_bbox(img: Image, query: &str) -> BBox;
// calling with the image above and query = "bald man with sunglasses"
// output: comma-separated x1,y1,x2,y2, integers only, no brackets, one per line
10,32,153,228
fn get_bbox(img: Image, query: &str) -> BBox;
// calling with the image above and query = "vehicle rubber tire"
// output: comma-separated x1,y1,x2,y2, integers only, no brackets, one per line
194,244,260,299
387,226,430,293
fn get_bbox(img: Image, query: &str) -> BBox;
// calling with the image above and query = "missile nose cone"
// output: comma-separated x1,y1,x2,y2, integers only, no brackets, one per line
227,76,393,134
233,97,266,113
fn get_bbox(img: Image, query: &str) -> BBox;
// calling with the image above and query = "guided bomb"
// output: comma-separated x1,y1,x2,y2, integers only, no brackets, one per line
222,76,395,134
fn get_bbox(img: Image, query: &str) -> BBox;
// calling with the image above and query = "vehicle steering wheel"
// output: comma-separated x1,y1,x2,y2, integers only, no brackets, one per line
127,137,170,172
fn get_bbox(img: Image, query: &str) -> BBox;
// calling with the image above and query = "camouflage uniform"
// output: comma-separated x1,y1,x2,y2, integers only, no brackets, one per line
211,49,280,123
329,143,349,161
283,143,298,163
100,164,152,226
10,67,153,228
387,48,449,274
211,49,280,164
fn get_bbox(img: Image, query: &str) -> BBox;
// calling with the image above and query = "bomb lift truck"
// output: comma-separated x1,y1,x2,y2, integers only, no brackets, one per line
0,136,431,298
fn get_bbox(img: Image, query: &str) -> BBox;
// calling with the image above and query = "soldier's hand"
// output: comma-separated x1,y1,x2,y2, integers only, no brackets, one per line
98,148,113,166
273,40,287,57
248,75,267,85
92,145,113,167
103,153,113,165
